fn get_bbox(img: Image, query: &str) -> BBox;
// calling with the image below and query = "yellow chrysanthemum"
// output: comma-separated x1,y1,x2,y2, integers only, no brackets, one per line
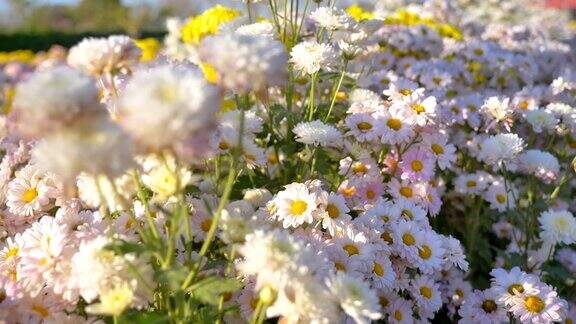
384,9,463,40
200,62,219,84
135,38,160,62
181,5,241,45
0,50,35,64
346,4,374,21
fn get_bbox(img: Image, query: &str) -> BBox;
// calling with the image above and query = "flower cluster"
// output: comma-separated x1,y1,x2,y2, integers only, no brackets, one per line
0,0,575,323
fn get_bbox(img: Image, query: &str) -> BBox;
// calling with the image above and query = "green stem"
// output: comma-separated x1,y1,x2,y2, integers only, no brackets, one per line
216,245,237,324
181,109,245,290
324,60,348,122
307,72,317,121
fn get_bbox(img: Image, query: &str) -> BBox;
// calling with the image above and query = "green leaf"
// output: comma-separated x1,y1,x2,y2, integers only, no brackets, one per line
105,239,146,255
189,277,242,305
118,310,167,324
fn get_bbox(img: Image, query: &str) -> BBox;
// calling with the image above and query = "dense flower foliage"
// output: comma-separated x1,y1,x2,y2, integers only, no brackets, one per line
0,1,575,323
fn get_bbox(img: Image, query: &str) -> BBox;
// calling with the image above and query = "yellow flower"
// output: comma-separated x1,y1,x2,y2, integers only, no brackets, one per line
346,4,374,21
135,38,161,62
0,50,35,64
181,5,241,45
200,62,218,84
383,9,463,41
86,284,134,316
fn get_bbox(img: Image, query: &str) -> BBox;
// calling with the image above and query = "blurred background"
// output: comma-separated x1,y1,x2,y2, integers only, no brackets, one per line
0,0,574,52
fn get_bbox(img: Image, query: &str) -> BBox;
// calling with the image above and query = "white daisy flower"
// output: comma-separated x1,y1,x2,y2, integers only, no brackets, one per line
459,288,508,323
376,105,415,145
235,21,276,38
414,230,445,273
310,6,353,30
6,166,60,222
117,64,221,157
383,78,422,101
272,182,320,228
480,96,513,131
392,220,421,260
68,35,141,75
369,252,396,289
442,235,470,272
267,275,339,323
293,120,342,147
319,192,352,237
484,180,516,212
326,272,382,324
538,209,576,245
509,283,568,323
410,275,442,316
518,150,560,184
478,133,525,169
525,109,559,133
199,33,289,93
345,112,380,142
386,297,414,324
290,40,337,75
331,224,374,268
489,267,540,307
11,66,102,138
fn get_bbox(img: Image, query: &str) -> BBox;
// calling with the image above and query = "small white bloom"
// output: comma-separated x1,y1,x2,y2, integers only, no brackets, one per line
293,120,342,147
326,272,382,324
538,209,576,245
290,40,337,75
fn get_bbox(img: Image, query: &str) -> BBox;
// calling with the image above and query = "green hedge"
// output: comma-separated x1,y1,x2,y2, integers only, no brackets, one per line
0,31,166,52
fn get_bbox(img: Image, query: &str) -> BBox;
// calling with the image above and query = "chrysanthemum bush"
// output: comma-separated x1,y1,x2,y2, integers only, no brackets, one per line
0,0,575,323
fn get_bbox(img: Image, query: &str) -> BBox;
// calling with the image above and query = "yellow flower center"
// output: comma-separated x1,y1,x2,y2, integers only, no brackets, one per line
455,289,464,298
290,200,308,216
381,232,393,244
399,186,413,198
351,162,368,174
200,219,212,232
507,284,524,295
22,188,38,203
496,194,506,204
402,209,413,220
343,244,359,256
466,180,477,188
373,262,384,276
218,141,229,150
420,286,432,299
357,122,373,131
387,118,402,131
553,217,568,231
418,245,432,260
431,143,444,155
267,153,279,165
402,233,415,246
31,304,49,318
379,296,389,308
341,187,356,198
366,189,376,200
394,310,403,321
5,247,18,260
519,100,529,110
399,89,412,96
412,104,425,114
326,204,340,219
481,299,497,313
250,297,259,310
411,160,424,172
334,261,346,271
524,296,545,313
